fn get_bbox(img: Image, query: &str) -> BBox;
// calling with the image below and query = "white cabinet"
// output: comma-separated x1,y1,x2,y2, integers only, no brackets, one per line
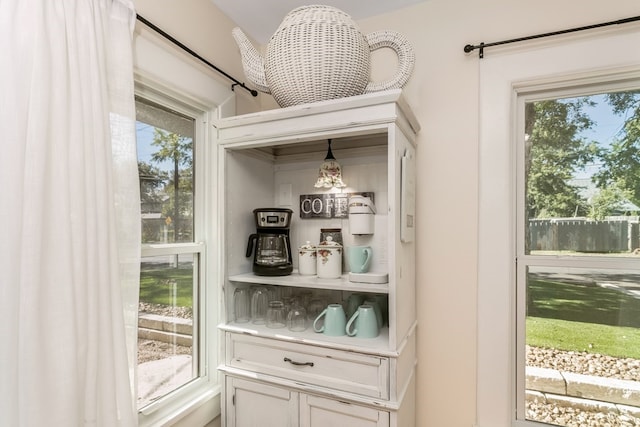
215,89,419,427
301,394,389,427
226,377,389,427
226,377,298,427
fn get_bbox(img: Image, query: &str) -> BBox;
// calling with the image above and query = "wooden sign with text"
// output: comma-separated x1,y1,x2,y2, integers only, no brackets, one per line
299,192,374,219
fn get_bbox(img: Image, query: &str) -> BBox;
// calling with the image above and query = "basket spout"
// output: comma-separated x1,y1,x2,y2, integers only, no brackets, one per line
231,28,270,94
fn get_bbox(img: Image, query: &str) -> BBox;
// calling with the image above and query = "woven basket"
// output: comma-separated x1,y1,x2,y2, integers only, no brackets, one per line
232,5,415,108
265,5,371,107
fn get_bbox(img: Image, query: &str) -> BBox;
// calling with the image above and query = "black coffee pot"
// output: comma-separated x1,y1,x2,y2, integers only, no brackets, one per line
246,208,293,276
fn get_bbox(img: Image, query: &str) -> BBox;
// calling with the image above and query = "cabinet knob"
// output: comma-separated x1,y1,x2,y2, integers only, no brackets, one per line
283,357,314,367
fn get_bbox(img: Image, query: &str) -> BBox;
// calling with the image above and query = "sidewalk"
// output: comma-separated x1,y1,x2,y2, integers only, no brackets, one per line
137,313,194,408
526,366,640,417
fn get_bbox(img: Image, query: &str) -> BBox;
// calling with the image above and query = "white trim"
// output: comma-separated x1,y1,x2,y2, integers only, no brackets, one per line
133,23,235,114
477,25,640,427
142,242,205,257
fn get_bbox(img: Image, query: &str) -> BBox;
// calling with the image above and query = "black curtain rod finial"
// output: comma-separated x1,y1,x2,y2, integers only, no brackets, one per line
463,42,485,58
231,83,259,97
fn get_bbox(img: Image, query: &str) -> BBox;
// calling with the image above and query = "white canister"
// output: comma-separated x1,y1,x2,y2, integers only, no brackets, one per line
348,195,376,235
316,236,343,279
298,241,317,275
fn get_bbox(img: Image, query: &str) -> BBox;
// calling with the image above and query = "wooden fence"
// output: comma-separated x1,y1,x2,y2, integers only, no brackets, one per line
529,217,640,252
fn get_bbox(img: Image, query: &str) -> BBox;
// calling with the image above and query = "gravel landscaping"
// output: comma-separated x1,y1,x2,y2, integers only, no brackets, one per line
138,303,193,364
527,346,640,382
526,345,640,426
139,302,193,320
526,401,640,427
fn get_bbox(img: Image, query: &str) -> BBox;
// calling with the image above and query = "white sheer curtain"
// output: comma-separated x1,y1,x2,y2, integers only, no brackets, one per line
0,1,140,426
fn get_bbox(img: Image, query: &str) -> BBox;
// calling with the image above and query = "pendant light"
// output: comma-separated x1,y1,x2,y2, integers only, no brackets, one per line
314,139,346,188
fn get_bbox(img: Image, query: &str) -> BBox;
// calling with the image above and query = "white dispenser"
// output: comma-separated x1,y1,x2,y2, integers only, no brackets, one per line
348,195,376,235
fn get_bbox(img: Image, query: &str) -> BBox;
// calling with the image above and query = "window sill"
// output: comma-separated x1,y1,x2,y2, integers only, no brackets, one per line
139,384,221,427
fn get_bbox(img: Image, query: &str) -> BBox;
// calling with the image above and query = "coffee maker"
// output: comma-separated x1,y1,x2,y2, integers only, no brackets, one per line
246,208,293,276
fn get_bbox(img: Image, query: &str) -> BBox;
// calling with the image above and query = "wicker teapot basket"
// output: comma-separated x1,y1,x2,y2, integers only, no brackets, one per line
233,5,415,107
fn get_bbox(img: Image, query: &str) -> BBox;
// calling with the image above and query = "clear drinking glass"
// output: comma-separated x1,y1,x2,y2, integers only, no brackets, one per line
251,286,269,324
266,300,286,329
307,297,326,321
287,302,308,332
233,287,251,323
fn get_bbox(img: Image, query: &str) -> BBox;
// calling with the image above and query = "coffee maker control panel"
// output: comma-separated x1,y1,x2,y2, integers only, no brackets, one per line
254,209,292,228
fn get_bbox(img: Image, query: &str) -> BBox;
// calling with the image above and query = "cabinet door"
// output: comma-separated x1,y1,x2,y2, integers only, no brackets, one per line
226,377,299,427
300,394,389,427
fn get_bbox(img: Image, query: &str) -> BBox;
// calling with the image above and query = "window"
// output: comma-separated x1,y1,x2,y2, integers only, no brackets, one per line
476,26,640,427
517,90,640,426
135,96,202,410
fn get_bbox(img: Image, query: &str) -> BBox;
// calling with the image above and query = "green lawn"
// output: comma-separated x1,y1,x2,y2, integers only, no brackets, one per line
139,265,193,307
527,277,640,358
527,316,640,359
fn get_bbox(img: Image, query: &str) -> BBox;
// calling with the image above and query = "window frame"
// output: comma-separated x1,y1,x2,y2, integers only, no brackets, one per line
132,21,233,426
135,87,216,424
514,83,640,422
476,26,640,427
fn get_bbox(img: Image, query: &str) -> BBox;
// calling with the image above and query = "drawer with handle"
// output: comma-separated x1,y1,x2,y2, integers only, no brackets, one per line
226,333,390,399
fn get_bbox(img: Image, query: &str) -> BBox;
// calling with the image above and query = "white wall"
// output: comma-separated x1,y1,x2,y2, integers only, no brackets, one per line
133,0,640,426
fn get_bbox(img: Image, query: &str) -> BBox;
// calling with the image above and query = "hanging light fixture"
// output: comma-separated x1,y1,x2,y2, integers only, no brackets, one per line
314,139,346,189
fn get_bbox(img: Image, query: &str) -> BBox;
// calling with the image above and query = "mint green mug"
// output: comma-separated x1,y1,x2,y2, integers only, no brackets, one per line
363,298,384,329
346,304,380,338
348,246,372,273
313,304,347,336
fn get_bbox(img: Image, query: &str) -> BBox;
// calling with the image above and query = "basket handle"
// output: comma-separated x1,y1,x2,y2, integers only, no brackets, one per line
364,31,415,93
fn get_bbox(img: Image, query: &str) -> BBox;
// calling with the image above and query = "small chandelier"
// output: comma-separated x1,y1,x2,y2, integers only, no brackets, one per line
314,139,346,189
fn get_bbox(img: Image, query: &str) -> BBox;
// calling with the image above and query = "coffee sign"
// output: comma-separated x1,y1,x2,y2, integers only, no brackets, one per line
299,192,374,219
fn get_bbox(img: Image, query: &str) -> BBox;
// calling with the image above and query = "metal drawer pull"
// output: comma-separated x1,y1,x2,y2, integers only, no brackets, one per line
284,357,314,367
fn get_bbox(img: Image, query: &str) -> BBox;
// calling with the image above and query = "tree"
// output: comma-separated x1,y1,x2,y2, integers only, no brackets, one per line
138,161,169,242
138,161,167,210
150,128,193,243
588,183,634,220
593,91,640,207
525,98,598,218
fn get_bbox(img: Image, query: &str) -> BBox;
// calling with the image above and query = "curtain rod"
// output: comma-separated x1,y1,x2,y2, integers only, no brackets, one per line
464,15,640,59
136,14,258,97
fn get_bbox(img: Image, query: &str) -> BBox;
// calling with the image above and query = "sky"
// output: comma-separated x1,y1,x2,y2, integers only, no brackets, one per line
136,122,175,171
136,122,159,162
573,93,627,179
580,94,626,146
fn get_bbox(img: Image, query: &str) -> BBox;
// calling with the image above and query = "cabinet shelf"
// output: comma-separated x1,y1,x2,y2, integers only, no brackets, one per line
228,271,390,294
